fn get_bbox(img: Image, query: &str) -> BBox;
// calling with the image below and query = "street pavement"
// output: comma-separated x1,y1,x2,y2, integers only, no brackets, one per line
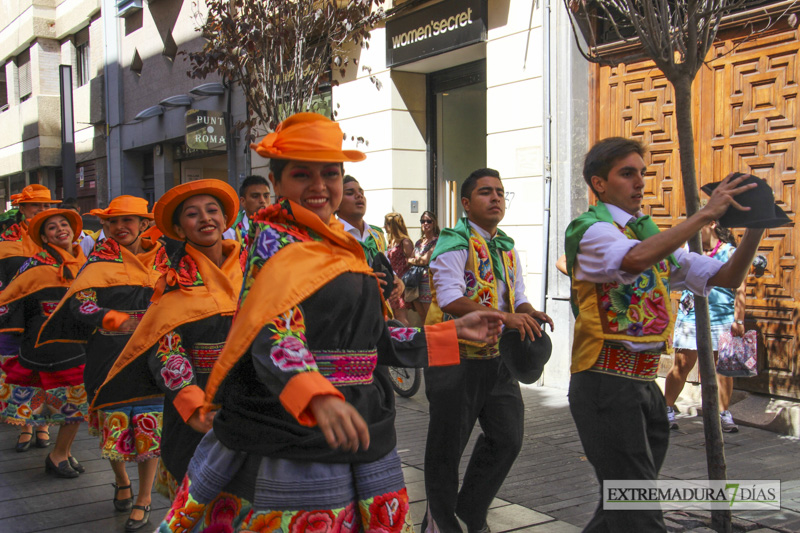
0,382,798,532
394,379,800,532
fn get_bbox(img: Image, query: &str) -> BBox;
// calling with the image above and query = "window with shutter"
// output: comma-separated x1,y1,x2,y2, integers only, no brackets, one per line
75,28,90,87
17,50,31,101
0,69,7,111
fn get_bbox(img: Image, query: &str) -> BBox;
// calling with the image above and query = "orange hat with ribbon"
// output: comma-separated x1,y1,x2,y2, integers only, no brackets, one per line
27,208,83,248
250,112,366,163
10,184,61,206
153,179,239,241
89,196,153,220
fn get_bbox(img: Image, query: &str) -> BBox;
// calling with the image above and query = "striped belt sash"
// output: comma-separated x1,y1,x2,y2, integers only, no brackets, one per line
314,349,378,387
589,342,662,381
190,342,225,373
98,310,146,335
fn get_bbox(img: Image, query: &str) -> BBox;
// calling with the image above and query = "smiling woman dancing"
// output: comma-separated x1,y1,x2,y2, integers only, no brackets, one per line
92,180,244,530
38,196,169,530
0,209,88,478
153,112,503,533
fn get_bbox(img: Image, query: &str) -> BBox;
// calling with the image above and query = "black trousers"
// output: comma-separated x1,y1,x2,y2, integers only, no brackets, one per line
422,357,524,532
568,371,669,533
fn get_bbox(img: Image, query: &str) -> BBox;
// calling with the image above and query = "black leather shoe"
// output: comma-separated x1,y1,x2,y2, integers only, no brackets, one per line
35,428,50,448
125,504,151,532
113,483,133,512
68,456,85,473
15,431,33,453
44,455,79,478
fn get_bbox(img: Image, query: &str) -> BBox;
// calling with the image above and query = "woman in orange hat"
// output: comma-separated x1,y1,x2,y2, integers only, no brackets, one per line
92,180,244,531
38,195,168,523
0,185,61,451
154,113,502,532
0,209,88,478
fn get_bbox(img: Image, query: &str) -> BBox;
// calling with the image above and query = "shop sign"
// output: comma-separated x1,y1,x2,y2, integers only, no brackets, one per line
386,0,487,68
186,109,228,151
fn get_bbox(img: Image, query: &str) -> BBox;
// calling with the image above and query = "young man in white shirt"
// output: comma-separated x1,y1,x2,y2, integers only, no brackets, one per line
565,137,765,532
422,168,552,533
222,175,269,247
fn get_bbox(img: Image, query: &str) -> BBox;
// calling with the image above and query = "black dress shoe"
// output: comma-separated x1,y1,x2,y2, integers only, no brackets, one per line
68,456,85,473
113,483,134,512
44,455,79,478
125,504,151,532
35,428,50,448
15,431,33,453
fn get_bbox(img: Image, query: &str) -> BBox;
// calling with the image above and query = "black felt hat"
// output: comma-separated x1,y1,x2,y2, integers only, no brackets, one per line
700,173,792,229
498,324,552,384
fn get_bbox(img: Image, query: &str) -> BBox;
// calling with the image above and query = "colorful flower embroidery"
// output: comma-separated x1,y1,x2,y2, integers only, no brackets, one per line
175,255,203,287
288,509,335,533
366,489,410,533
1,224,22,242
154,246,170,273
270,335,316,372
89,238,124,263
242,510,282,532
156,332,194,390
389,327,419,342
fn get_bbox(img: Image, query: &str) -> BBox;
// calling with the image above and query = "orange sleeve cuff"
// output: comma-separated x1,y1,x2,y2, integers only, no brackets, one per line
279,371,344,427
173,385,205,423
424,320,460,367
102,310,130,331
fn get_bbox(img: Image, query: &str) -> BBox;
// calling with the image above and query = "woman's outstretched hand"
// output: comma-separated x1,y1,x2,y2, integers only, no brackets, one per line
187,409,216,434
454,310,505,345
310,395,370,453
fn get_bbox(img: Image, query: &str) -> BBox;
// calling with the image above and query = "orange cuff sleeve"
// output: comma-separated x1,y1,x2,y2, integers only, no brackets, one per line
173,385,205,423
425,320,460,367
279,371,344,427
102,310,130,331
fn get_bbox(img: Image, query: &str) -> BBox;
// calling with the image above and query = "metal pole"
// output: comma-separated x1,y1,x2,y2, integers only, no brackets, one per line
59,65,77,200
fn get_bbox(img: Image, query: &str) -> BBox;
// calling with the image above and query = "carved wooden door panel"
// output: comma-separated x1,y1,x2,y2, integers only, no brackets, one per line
591,26,799,399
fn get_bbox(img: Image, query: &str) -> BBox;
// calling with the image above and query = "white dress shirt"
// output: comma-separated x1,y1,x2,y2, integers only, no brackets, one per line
573,203,724,350
429,220,529,314
222,213,250,241
338,217,371,242
80,229,104,256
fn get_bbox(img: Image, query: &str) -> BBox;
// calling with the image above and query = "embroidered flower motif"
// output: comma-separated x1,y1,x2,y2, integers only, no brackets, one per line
11,386,34,403
90,238,123,263
161,355,194,390
288,509,335,533
115,433,135,455
269,336,315,372
206,493,242,526
333,503,359,533
627,322,644,336
255,227,287,260
476,286,494,307
135,412,159,433
176,254,203,286
79,300,101,315
65,385,86,405
243,510,283,533
1,224,22,241
154,247,170,273
368,490,409,533
170,499,205,533
389,327,418,342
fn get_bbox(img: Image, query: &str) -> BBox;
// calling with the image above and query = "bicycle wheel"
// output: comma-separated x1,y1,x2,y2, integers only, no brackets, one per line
388,366,422,397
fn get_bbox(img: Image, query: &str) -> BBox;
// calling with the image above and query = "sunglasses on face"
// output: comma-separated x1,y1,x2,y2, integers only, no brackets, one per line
420,219,433,224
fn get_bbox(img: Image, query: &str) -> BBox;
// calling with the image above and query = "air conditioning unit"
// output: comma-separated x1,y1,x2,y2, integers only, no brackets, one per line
116,0,143,17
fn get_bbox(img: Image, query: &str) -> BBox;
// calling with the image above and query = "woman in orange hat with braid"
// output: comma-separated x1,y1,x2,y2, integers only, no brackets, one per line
0,185,61,451
38,195,168,527
0,209,88,478
93,180,244,531
153,113,502,533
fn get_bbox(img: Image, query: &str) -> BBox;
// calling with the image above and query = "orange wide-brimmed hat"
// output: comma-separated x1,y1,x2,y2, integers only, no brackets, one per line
89,196,153,220
10,184,61,206
28,208,83,247
153,179,239,241
250,112,366,163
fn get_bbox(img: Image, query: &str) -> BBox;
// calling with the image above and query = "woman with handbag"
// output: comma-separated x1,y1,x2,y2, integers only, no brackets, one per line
408,211,440,322
663,218,745,433
384,212,414,325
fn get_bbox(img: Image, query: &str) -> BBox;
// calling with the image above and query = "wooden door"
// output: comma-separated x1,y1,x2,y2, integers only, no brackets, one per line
591,24,799,399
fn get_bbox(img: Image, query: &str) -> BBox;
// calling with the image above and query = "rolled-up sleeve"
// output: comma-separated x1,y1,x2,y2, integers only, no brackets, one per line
512,249,529,308
669,248,724,296
429,250,469,309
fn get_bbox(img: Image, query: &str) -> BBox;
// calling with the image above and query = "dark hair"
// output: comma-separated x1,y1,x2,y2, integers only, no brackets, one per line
238,175,269,198
61,197,80,213
419,210,440,238
269,160,346,182
714,225,737,246
343,175,358,186
461,168,501,200
171,196,225,228
583,137,646,195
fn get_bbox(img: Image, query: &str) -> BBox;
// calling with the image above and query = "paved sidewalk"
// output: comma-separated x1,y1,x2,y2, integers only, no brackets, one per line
394,381,800,532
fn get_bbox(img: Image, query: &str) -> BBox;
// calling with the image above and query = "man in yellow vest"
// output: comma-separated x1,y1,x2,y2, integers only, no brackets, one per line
564,138,765,532
422,168,553,533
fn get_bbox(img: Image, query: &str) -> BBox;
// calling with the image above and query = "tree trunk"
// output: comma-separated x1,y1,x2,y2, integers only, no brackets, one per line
672,75,731,533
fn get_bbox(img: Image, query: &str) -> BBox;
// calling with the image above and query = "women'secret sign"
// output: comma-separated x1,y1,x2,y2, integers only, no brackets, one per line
385,0,487,68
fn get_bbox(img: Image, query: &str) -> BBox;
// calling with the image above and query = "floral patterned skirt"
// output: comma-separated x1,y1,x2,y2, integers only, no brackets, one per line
0,357,88,426
89,403,163,462
154,458,180,501
157,431,414,533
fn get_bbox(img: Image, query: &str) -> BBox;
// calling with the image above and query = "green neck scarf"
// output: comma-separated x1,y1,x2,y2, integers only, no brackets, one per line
432,217,515,283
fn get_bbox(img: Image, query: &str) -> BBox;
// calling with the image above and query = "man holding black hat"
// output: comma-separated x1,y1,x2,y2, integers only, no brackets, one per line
422,168,553,533
565,137,773,532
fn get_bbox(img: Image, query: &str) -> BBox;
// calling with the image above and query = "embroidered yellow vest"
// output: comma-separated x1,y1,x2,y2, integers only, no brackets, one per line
366,225,387,253
571,224,673,373
426,229,516,359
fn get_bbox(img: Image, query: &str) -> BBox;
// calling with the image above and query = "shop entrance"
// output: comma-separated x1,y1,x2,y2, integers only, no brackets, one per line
429,60,486,229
